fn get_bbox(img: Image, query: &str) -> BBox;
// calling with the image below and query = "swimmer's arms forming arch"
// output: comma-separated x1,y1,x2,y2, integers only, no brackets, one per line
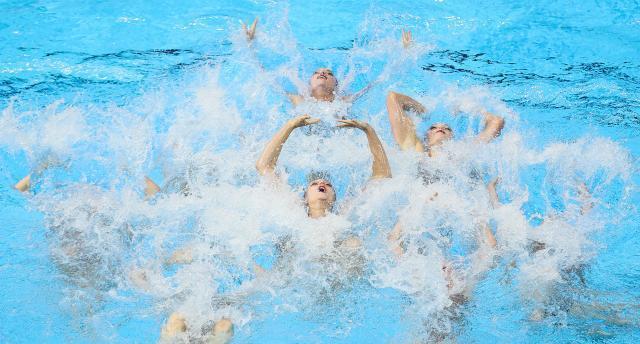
386,91,506,150
344,30,414,104
336,119,392,180
475,109,506,143
386,91,426,152
255,114,320,176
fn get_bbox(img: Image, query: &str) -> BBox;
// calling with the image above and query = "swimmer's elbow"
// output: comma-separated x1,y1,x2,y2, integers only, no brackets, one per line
486,113,505,131
256,162,276,177
255,159,268,175
387,91,400,104
371,172,392,180
494,116,505,131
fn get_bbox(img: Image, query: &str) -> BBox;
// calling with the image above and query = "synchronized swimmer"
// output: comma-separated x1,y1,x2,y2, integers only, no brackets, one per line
14,17,615,344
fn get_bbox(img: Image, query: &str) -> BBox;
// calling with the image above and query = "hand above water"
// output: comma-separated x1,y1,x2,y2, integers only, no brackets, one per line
289,114,320,128
336,119,372,131
242,17,258,41
402,29,412,48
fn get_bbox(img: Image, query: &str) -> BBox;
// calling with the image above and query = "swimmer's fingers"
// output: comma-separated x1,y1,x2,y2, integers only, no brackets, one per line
336,119,358,128
290,114,319,127
336,119,369,130
577,182,591,197
402,29,412,48
489,176,501,187
410,102,426,114
248,17,258,39
304,117,321,126
243,17,258,40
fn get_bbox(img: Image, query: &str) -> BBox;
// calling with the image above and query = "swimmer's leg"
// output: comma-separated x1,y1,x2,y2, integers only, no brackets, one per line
145,176,161,198
14,174,31,192
160,313,233,344
160,312,187,341
14,154,68,193
206,318,234,344
165,247,194,265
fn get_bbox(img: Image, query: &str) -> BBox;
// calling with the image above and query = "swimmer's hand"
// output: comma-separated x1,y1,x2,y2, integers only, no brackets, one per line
336,119,371,131
402,29,412,48
339,119,391,179
488,176,501,190
242,17,258,41
289,114,320,128
487,176,501,207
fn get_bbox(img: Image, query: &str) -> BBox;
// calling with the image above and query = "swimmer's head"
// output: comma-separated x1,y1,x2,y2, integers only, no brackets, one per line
425,122,454,147
309,68,338,100
304,171,336,216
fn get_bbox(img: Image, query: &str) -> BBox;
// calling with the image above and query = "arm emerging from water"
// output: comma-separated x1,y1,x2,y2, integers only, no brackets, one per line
386,91,426,152
256,114,320,176
345,30,414,104
475,109,505,143
336,119,392,179
242,17,258,41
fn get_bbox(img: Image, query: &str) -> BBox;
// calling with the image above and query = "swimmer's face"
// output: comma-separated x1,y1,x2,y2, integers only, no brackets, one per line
305,179,336,209
309,68,337,92
426,123,454,147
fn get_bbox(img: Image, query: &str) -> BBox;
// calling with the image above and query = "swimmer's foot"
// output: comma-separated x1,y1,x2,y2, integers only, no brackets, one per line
144,176,161,198
529,308,544,322
205,318,233,344
165,247,193,265
14,174,31,192
160,313,187,342
128,268,157,292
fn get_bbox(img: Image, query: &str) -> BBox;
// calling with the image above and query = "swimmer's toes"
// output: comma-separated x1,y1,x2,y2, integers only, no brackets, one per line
14,174,31,193
160,313,187,340
206,318,233,344
144,176,161,197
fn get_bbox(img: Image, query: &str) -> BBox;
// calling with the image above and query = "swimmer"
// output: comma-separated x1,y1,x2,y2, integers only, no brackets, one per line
160,114,391,343
387,209,497,303
256,114,391,217
243,18,410,107
160,313,233,344
487,177,602,321
385,90,505,155
13,154,65,192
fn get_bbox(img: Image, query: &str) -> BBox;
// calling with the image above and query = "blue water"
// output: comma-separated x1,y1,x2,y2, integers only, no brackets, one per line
1,1,639,343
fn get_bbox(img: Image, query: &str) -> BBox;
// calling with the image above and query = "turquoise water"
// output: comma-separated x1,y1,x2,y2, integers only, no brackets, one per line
1,1,639,343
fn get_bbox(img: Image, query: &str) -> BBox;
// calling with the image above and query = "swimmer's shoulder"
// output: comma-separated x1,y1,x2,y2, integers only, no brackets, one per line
287,93,304,106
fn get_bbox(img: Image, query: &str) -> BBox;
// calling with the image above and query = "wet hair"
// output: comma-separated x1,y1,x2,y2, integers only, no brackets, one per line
303,170,337,211
312,68,338,87
306,170,332,185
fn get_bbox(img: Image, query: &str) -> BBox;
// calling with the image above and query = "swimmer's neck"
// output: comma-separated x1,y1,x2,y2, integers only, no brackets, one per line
311,86,336,102
308,204,329,218
427,145,442,158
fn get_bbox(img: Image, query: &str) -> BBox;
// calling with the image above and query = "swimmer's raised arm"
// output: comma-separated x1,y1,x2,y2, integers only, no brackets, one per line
577,182,594,215
144,176,161,198
386,91,426,152
337,119,392,179
475,109,505,143
14,174,31,192
487,176,501,208
287,93,305,106
402,29,412,49
478,221,497,249
242,17,258,41
345,32,413,104
483,177,501,248
256,115,320,176
345,83,375,103
387,221,404,257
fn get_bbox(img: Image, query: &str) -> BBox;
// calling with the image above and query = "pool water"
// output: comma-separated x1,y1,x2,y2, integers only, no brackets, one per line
1,1,639,343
